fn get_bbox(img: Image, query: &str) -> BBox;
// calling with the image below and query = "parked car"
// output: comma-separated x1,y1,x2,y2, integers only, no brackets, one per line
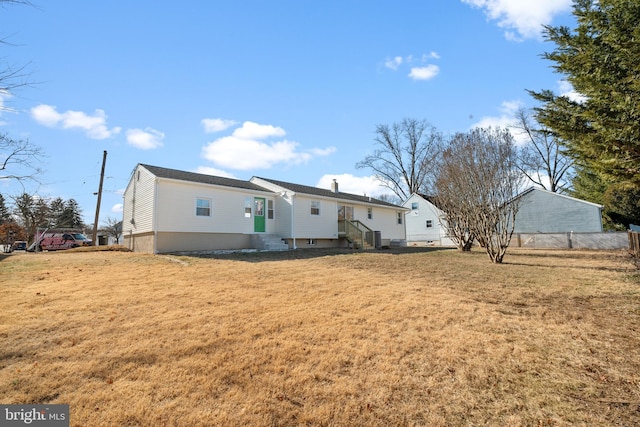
12,241,27,251
32,231,92,251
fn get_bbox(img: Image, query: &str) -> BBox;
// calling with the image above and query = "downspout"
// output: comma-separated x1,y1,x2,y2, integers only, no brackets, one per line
291,194,296,249
153,177,159,254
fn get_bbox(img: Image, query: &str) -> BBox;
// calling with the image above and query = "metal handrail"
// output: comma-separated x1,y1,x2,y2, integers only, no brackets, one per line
338,220,374,248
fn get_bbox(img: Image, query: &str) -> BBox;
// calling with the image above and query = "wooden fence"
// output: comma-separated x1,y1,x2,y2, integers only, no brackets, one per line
629,231,640,258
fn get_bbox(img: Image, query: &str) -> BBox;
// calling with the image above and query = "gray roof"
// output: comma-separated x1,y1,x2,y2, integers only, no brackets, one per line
140,164,272,192
139,164,403,208
255,177,403,208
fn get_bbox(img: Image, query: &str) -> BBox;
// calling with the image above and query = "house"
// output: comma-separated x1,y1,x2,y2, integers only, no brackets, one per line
122,164,408,253
402,188,603,246
512,187,603,233
402,194,455,246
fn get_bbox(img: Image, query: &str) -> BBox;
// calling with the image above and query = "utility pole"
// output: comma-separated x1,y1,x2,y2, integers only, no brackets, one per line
92,150,107,246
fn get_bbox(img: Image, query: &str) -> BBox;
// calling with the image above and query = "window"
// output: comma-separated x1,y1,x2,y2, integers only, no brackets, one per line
367,207,373,220
311,201,320,215
397,211,403,225
196,198,211,217
254,199,264,216
267,200,274,219
244,197,252,218
426,220,433,228
307,239,316,246
411,202,418,210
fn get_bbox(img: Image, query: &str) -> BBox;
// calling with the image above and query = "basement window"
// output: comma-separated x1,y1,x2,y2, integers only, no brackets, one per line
307,239,316,246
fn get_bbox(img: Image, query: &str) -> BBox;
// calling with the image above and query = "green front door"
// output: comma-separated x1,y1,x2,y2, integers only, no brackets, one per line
254,197,265,232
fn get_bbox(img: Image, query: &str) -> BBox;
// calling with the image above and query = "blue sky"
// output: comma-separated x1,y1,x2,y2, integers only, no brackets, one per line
0,0,577,225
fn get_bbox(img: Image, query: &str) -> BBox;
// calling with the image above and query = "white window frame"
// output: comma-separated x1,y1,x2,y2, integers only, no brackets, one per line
267,199,274,219
196,197,212,217
244,197,252,218
310,200,320,216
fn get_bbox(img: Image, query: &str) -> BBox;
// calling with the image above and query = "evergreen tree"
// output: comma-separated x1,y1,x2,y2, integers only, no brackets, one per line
530,0,640,185
0,193,11,224
63,199,84,228
48,197,66,227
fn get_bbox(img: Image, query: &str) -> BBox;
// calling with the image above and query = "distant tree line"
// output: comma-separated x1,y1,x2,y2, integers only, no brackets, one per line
0,193,85,245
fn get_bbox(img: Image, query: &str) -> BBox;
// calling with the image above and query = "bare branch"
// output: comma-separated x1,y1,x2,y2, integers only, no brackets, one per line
356,118,443,201
0,133,45,185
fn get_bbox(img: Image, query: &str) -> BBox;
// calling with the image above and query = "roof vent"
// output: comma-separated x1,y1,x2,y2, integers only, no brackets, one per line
331,179,338,193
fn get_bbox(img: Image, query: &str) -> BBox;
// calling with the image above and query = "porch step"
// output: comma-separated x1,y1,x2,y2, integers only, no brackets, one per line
251,234,289,251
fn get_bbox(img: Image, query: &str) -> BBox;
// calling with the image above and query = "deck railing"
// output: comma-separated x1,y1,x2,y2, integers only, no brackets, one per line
338,220,374,249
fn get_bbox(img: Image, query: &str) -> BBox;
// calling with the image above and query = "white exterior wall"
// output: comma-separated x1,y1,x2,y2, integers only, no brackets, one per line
403,194,453,245
154,179,275,233
122,165,157,236
352,203,406,240
249,177,407,241
514,188,603,233
293,195,339,239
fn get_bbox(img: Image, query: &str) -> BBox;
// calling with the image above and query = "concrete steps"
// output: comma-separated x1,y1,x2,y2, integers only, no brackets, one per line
251,234,289,251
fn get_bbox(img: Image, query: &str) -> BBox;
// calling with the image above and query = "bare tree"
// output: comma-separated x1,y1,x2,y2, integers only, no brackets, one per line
101,216,122,244
1,0,34,99
512,108,573,193
435,128,525,263
356,118,443,201
0,133,44,186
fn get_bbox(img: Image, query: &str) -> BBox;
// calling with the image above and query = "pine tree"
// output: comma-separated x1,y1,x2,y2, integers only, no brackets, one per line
530,0,640,185
0,193,11,225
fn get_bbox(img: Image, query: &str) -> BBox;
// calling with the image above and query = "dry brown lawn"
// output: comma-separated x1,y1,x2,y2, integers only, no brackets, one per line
1,247,639,426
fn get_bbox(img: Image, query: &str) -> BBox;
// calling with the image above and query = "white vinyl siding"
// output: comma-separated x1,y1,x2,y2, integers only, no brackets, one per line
402,193,464,246
196,198,211,217
153,179,272,233
122,165,156,234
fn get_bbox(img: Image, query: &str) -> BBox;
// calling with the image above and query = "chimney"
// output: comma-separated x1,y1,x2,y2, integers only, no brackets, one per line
331,179,339,193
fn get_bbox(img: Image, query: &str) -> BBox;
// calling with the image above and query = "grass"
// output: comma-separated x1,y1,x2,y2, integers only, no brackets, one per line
1,247,639,426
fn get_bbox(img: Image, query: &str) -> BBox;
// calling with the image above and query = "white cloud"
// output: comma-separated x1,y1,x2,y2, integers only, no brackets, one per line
111,203,123,213
558,80,587,104
30,104,121,139
126,127,165,150
202,118,237,133
232,121,286,140
316,174,394,198
309,147,337,156
384,56,403,70
193,166,237,178
462,0,572,40
201,121,334,170
409,65,440,81
0,90,14,124
471,100,529,145
385,53,441,81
